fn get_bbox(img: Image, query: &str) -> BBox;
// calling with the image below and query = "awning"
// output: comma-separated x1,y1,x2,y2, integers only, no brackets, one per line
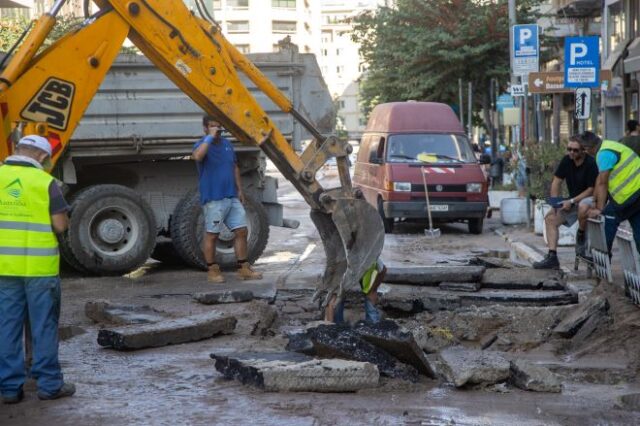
603,46,624,73
624,37,640,74
0,0,32,7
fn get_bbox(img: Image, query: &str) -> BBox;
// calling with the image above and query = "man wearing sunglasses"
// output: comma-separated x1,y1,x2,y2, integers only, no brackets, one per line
534,136,598,269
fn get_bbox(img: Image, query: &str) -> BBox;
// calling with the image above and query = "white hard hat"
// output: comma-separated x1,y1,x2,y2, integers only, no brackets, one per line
17,135,52,156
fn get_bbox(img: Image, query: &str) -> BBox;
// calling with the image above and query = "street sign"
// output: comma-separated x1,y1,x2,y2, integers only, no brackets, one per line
496,94,514,112
528,70,612,94
510,84,525,97
564,36,600,88
575,88,591,120
513,24,539,77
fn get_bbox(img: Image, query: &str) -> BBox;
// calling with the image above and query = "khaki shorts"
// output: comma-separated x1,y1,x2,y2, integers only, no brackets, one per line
548,196,594,226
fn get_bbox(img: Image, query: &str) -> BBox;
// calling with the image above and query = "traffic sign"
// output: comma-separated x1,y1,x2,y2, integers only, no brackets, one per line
513,24,539,77
528,70,612,94
575,88,591,120
564,36,600,88
510,84,525,97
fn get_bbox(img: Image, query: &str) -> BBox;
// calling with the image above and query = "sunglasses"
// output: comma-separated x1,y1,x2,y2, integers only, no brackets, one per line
567,147,582,153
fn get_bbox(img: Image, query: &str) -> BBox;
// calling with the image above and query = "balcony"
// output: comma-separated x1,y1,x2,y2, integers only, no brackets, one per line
553,0,601,18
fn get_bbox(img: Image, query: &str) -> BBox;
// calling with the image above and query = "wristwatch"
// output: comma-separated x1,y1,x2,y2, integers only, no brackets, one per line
570,198,575,205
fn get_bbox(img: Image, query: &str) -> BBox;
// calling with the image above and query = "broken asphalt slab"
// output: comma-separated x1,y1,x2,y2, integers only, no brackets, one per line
85,300,169,325
194,290,254,305
481,269,565,290
438,347,510,388
552,295,609,338
286,323,420,382
353,320,435,378
384,266,485,286
510,359,562,393
211,352,379,392
439,282,481,292
98,311,237,350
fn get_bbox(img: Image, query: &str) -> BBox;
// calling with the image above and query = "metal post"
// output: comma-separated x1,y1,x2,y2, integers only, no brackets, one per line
523,83,529,142
459,78,464,125
468,82,473,141
508,0,517,89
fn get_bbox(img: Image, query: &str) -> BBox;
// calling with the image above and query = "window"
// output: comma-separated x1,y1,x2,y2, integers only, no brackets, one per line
235,44,250,53
336,48,343,56
322,49,328,56
228,0,249,8
336,65,344,74
213,0,221,9
228,21,249,33
273,21,297,33
272,0,296,8
608,2,626,53
338,100,346,109
321,32,332,44
386,134,476,163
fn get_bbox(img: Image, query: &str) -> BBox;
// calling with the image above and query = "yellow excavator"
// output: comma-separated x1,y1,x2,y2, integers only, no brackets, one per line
0,0,384,308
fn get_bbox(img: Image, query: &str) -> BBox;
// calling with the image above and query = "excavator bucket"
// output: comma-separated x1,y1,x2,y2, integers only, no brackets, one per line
311,197,385,307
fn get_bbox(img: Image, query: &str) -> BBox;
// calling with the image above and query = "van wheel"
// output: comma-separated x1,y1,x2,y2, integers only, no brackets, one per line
468,218,484,235
378,198,394,233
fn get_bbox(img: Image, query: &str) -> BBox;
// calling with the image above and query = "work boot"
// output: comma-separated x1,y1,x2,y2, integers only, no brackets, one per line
37,383,75,401
207,264,225,283
1,389,24,404
237,262,263,281
532,252,560,270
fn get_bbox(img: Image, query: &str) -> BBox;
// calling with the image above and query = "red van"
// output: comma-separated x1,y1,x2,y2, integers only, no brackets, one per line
353,102,490,234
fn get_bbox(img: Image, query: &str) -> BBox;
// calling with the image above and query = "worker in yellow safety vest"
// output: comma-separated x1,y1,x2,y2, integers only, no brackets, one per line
324,259,387,323
0,135,75,404
588,136,640,254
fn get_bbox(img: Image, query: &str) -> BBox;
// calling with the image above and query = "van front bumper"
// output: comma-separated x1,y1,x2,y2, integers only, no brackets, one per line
383,200,488,219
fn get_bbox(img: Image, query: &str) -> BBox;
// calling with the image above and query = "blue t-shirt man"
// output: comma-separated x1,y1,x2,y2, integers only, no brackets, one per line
193,134,237,205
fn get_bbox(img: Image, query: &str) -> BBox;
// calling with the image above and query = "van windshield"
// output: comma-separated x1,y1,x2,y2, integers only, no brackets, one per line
386,134,476,164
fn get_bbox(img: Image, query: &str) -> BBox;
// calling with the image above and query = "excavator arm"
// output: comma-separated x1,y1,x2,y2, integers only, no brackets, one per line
0,0,384,307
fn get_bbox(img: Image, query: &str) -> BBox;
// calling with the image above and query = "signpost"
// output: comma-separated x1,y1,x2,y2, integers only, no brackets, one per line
510,84,525,97
528,70,612,94
564,36,600,131
575,88,591,120
513,24,539,77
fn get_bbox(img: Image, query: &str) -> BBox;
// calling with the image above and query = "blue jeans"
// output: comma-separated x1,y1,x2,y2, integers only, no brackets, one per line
603,203,640,254
334,297,381,324
0,276,63,398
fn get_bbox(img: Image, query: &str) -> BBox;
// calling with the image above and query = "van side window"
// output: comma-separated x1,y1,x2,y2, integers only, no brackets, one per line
357,135,371,163
377,137,385,160
368,138,379,163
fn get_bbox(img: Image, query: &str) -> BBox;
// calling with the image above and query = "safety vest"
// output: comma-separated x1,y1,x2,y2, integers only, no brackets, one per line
360,260,384,294
0,164,59,277
599,140,640,209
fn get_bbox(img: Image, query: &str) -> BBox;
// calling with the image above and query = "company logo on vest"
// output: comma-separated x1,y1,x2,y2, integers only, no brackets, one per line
4,178,23,199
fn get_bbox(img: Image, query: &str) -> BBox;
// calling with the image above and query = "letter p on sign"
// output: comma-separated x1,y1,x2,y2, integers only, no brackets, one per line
570,43,588,65
520,28,532,43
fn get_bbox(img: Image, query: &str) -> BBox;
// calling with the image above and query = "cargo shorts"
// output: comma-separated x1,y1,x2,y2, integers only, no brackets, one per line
547,196,594,227
203,197,247,234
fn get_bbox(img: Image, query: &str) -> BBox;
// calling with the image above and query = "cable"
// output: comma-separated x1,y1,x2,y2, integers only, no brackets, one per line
197,0,217,25
0,20,33,71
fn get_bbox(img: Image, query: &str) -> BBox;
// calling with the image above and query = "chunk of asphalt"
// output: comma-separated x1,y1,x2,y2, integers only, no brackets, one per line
439,282,482,292
438,347,510,388
286,323,419,382
481,269,565,290
85,300,168,325
552,295,609,338
194,290,254,305
470,256,524,269
353,320,435,378
98,311,236,350
510,359,562,393
210,352,379,392
384,266,485,286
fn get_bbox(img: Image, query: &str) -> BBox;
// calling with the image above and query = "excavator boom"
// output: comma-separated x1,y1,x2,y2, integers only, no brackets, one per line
0,0,384,306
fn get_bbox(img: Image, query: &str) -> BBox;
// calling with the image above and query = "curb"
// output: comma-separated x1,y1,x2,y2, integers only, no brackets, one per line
493,228,572,275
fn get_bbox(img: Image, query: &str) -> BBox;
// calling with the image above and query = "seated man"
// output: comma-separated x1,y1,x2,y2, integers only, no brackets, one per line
534,136,598,269
575,131,602,257
325,259,386,324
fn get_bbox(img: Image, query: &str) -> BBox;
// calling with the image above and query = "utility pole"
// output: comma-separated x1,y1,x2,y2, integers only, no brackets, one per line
468,82,473,141
459,78,464,126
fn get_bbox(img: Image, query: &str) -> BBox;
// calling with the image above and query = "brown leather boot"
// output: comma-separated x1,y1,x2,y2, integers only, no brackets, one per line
237,262,262,281
207,264,225,283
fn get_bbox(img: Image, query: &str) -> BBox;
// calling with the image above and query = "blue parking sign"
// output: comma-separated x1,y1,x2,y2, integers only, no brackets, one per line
512,24,539,76
564,36,600,88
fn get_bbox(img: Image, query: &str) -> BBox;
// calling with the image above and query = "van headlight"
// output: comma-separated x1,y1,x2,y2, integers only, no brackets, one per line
466,183,482,193
393,182,412,192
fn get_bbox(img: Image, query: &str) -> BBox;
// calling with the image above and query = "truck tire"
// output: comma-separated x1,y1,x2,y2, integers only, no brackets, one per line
170,191,269,270
378,198,394,233
468,218,484,235
65,185,157,275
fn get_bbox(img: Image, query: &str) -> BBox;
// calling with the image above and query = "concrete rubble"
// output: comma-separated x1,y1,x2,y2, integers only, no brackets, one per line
211,352,379,392
510,359,562,393
438,347,511,387
384,265,485,285
481,269,565,290
98,311,237,350
286,323,420,382
85,299,169,325
552,295,609,338
438,282,481,292
194,290,254,305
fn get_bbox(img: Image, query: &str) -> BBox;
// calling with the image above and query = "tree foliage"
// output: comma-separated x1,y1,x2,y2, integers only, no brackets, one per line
352,0,543,127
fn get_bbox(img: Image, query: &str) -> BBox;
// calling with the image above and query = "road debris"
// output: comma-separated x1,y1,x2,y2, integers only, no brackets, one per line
552,295,609,338
85,299,169,325
510,359,562,393
194,290,255,305
438,347,510,388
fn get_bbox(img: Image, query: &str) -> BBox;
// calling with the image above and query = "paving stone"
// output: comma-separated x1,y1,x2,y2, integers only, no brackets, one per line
85,300,168,325
481,269,565,290
471,257,524,269
552,295,609,338
510,359,562,393
210,352,379,392
404,324,457,354
438,347,510,387
194,290,254,305
98,311,237,350
439,282,481,292
353,320,435,378
385,266,485,286
286,323,419,382
249,302,278,336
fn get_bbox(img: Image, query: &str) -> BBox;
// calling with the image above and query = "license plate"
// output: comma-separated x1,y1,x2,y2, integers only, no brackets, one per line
429,204,449,212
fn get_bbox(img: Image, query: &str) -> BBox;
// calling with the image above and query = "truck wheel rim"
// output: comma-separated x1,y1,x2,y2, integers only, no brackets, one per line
89,206,139,256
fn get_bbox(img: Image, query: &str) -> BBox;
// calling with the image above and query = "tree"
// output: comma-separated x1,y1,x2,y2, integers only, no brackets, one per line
352,0,543,131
